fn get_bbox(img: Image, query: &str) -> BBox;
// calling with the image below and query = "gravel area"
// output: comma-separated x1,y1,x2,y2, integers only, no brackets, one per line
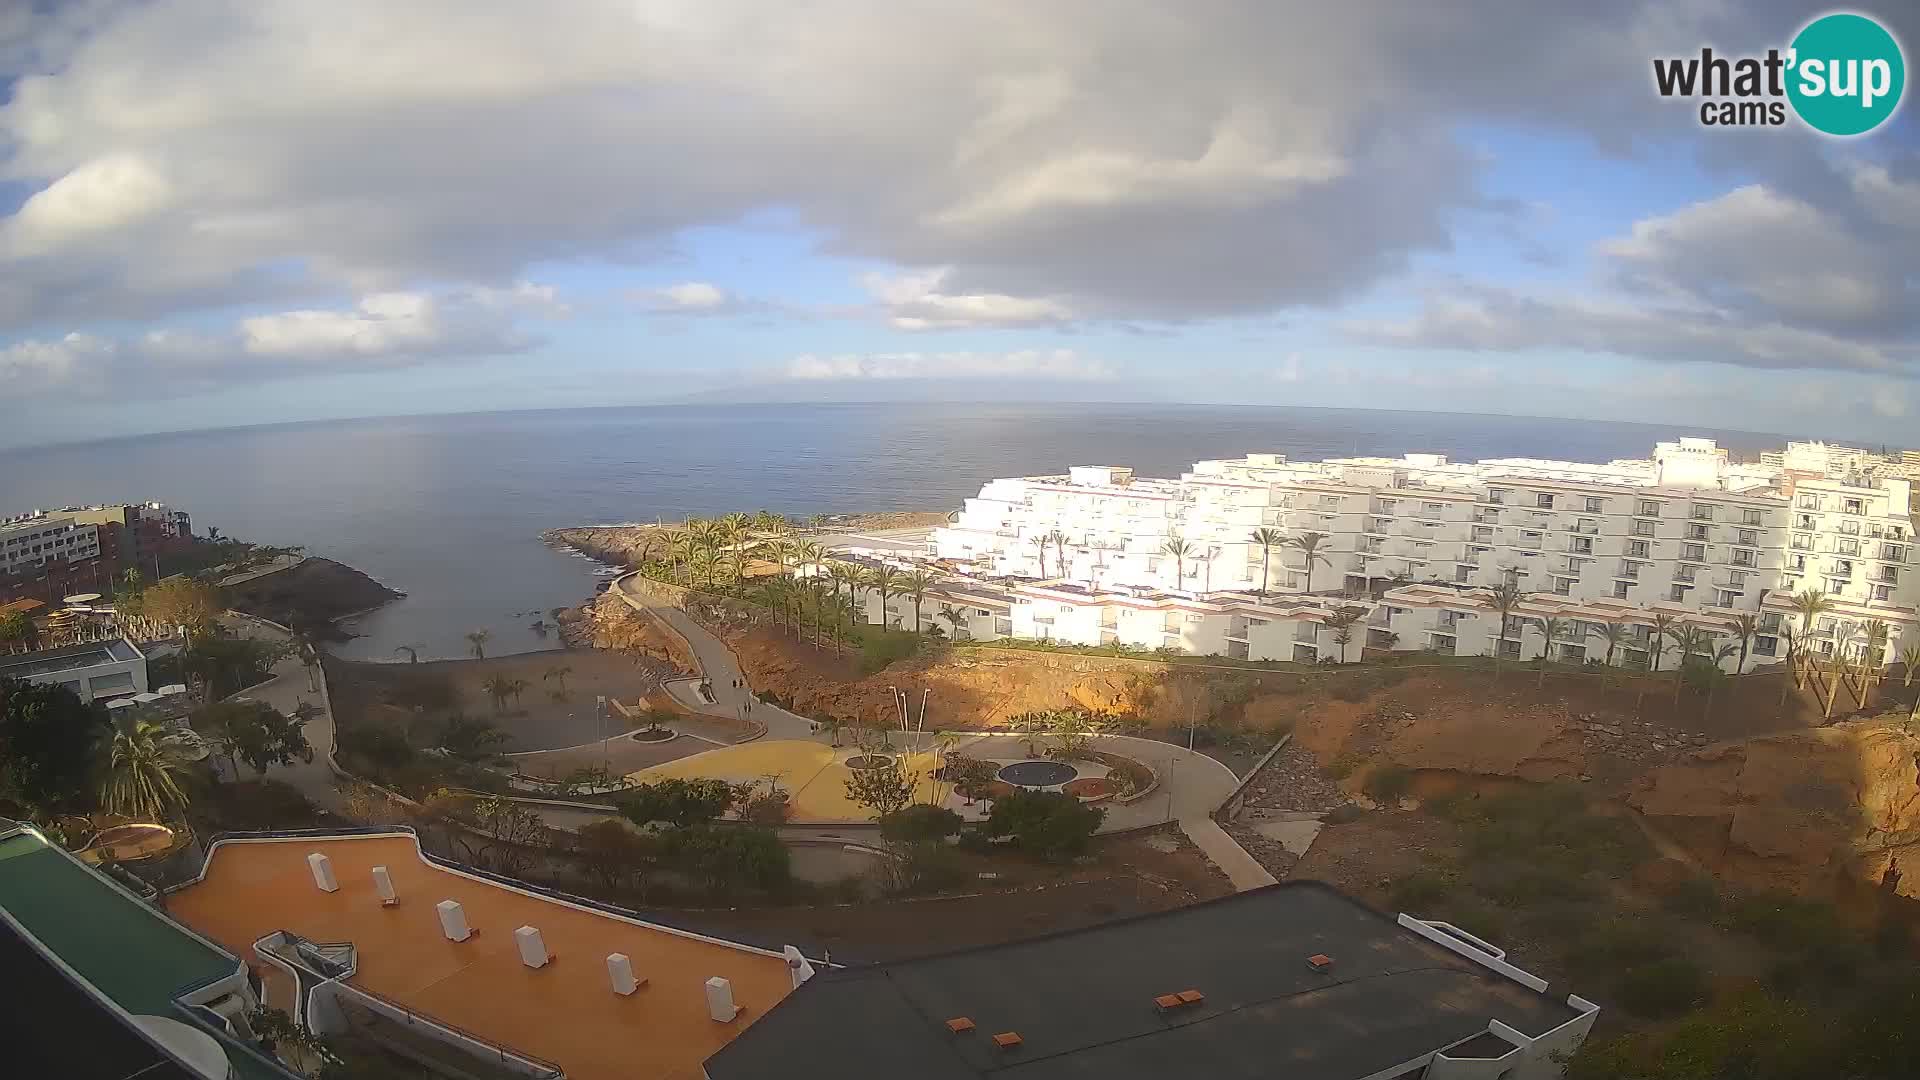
1239,740,1349,813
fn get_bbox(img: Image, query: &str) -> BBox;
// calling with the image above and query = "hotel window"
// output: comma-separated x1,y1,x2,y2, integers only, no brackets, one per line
1424,501,1444,515
1687,523,1708,540
1554,577,1573,595
1845,499,1864,515
1377,498,1398,514
1319,495,1342,509
1636,499,1661,517
1717,590,1738,607
1732,550,1755,567
1486,488,1507,504
1742,509,1764,526
1887,545,1907,562
1680,543,1705,561
1829,578,1849,594
1800,494,1821,509
1728,571,1747,587
1631,520,1656,537
1455,565,1471,583
1585,497,1604,512
1536,493,1555,509
1669,585,1689,602
1575,517,1596,533
1675,566,1696,582
1875,585,1894,601
1838,538,1860,555
1789,555,1807,572
1627,539,1650,558
1792,533,1813,550
1691,503,1716,520
1834,559,1854,576
1613,581,1630,598
1735,529,1757,547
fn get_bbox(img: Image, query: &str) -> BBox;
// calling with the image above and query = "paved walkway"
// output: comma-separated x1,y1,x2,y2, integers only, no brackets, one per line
607,574,1274,889
218,613,348,814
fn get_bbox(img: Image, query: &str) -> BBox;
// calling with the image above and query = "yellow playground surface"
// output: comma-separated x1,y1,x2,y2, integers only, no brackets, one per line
628,739,947,822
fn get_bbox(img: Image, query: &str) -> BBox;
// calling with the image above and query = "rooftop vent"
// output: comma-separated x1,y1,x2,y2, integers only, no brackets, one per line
1308,954,1334,972
946,1017,975,1034
1153,994,1183,1010
1177,989,1205,1004
992,1032,1023,1050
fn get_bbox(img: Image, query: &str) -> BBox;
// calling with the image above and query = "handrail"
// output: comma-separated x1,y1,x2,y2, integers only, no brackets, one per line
327,978,564,1078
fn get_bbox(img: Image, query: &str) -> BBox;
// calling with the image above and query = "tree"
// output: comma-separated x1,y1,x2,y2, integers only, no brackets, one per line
826,562,857,627
1160,537,1193,589
140,578,220,636
480,675,514,714
844,757,919,818
945,755,996,804
542,664,573,701
1665,622,1703,705
574,819,656,895
1010,710,1051,756
877,804,964,893
1900,643,1920,688
1647,612,1677,674
437,714,508,762
617,778,737,828
1287,532,1333,593
661,824,790,896
1048,710,1094,760
1730,612,1760,675
198,700,313,777
1029,534,1051,578
1588,621,1630,670
464,629,490,661
469,794,546,876
182,632,287,698
1858,619,1891,710
1789,589,1834,683
99,718,191,821
1325,606,1367,663
1535,616,1569,686
984,790,1104,861
871,565,901,627
0,678,109,814
1486,580,1525,684
938,603,968,640
1249,528,1286,595
0,609,31,649
902,569,937,633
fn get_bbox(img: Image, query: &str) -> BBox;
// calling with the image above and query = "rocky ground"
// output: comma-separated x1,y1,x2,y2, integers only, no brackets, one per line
221,557,403,639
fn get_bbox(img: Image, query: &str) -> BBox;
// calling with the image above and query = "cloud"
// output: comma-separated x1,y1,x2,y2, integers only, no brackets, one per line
1351,174,1920,376
861,268,1073,330
0,284,552,403
629,281,734,313
3,0,1888,337
783,349,1110,381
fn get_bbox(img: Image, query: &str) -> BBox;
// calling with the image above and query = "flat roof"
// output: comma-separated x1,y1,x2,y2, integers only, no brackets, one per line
169,833,796,1080
0,914,202,1080
0,638,140,680
705,882,1580,1080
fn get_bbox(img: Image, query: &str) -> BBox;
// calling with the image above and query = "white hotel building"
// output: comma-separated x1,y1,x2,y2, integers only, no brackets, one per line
906,438,1918,671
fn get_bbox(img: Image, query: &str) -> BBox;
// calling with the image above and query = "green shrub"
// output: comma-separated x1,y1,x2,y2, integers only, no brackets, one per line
1566,918,1668,977
1389,870,1451,911
1364,765,1412,805
1613,957,1708,1018
1438,897,1507,944
981,790,1104,861
1474,861,1592,907
1721,892,1857,955
856,627,923,674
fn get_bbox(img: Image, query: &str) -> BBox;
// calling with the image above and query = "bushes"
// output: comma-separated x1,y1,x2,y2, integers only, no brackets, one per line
855,627,923,674
1363,765,1412,805
1389,870,1451,911
983,790,1104,861
617,778,737,828
658,825,791,895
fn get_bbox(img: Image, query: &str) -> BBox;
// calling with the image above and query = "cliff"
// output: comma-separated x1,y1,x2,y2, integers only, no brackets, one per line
221,557,403,638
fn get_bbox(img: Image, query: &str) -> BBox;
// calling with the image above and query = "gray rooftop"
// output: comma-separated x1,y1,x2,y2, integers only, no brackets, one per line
0,638,141,681
705,882,1579,1080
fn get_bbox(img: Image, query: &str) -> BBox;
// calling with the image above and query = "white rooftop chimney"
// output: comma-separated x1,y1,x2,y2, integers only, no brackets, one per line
436,900,472,942
705,976,741,1022
783,945,816,988
306,853,338,893
514,926,550,969
607,953,640,995
372,866,397,906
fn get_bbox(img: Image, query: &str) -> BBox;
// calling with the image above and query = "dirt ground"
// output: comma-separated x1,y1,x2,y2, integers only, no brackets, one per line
666,826,1233,963
328,648,673,751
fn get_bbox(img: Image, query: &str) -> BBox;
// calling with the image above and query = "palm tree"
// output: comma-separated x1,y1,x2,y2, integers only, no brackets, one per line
1666,623,1705,705
1249,528,1286,595
938,603,968,640
1780,627,1802,710
1729,613,1760,675
825,562,856,623
1702,643,1740,720
1822,620,1856,721
872,566,901,628
1857,619,1891,710
465,629,490,661
1588,621,1630,670
1287,532,1333,593
1487,580,1524,684
481,675,513,713
1901,643,1920,689
1161,537,1193,590
100,718,190,822
1324,606,1366,663
1534,616,1569,687
1049,529,1070,579
1788,589,1834,684
1647,612,1676,674
793,540,826,573
542,664,573,696
1029,535,1051,578
668,531,697,585
902,569,936,632
393,644,422,664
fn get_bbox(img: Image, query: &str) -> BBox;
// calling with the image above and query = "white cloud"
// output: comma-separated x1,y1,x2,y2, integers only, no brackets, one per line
629,281,734,313
861,268,1073,330
1,283,553,402
784,349,1110,380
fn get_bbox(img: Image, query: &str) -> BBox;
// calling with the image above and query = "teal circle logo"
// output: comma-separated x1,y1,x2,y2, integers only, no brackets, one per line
1787,13,1905,136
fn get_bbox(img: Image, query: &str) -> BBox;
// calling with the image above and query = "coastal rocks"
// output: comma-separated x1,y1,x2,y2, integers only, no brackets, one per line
1630,722,1920,899
580,591,699,675
220,557,403,638
1236,741,1348,814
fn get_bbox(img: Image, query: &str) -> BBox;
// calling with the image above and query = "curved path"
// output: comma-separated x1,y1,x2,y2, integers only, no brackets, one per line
607,573,1275,890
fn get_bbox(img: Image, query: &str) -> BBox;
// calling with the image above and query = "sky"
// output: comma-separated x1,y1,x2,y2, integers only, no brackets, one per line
1,1,1917,449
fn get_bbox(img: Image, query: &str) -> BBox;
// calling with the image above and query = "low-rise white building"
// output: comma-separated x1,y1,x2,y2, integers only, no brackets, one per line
915,436,1920,670
0,513,101,577
0,637,149,702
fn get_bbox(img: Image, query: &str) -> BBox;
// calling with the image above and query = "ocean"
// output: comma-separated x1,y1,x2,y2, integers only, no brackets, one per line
0,403,1784,661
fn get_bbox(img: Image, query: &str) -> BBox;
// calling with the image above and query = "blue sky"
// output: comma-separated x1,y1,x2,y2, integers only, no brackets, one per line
1,2,1916,449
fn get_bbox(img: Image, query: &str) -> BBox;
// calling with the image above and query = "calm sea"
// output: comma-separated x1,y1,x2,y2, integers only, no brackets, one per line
0,403,1783,661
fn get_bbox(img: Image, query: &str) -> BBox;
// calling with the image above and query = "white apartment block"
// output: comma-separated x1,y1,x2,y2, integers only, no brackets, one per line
916,437,1920,671
0,514,101,577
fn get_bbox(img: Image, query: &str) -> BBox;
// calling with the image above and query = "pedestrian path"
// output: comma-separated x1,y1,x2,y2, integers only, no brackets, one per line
1179,816,1279,891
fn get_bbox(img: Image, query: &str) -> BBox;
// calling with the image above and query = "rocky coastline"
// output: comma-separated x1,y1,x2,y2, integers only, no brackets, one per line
220,556,405,640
